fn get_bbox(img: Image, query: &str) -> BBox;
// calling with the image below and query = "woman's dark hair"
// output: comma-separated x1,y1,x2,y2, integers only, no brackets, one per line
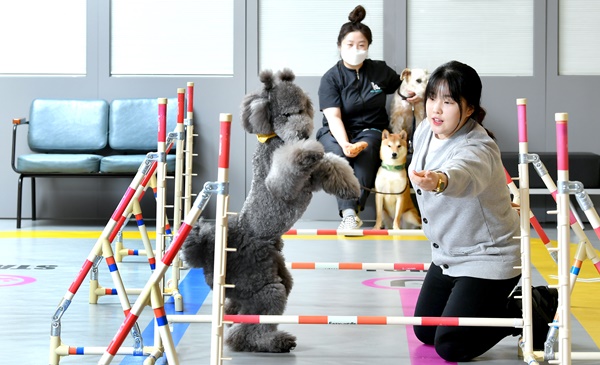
337,5,373,46
424,60,494,139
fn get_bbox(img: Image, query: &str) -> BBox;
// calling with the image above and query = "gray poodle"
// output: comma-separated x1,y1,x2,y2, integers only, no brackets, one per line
181,69,360,353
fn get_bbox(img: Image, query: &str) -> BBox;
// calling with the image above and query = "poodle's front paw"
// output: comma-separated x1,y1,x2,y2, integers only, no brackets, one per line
271,331,297,353
295,141,324,171
297,149,323,171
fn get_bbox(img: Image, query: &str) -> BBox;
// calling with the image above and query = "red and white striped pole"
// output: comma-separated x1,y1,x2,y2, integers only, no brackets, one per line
169,314,523,328
184,82,196,216
284,228,424,236
555,113,572,365
167,87,187,312
504,167,554,261
210,113,233,365
285,262,429,271
174,88,186,230
153,98,169,359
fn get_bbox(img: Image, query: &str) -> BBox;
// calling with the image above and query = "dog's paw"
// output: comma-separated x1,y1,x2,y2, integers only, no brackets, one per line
270,331,297,353
295,142,324,171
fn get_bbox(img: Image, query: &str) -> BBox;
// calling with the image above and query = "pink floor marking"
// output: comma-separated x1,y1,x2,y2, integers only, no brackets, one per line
362,276,455,365
400,288,455,365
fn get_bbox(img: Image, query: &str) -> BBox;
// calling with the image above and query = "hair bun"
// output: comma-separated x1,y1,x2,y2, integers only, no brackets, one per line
348,5,366,23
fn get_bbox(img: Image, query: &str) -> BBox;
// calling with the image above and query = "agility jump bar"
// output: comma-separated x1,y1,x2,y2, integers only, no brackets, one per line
285,262,429,271
284,228,425,236
169,314,523,328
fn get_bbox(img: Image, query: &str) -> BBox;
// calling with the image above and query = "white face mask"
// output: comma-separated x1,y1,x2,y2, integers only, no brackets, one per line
340,48,368,66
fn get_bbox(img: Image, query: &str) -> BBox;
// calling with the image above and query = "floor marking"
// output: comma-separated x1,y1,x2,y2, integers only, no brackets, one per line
400,288,456,365
0,274,36,287
530,238,600,348
119,268,210,364
363,276,455,364
0,230,156,239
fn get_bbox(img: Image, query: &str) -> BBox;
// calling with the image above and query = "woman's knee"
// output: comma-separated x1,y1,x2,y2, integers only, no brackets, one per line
413,325,435,346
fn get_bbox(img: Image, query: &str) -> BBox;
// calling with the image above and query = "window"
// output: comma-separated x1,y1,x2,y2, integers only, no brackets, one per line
558,0,600,75
407,0,534,76
0,0,86,75
110,0,234,76
259,0,384,77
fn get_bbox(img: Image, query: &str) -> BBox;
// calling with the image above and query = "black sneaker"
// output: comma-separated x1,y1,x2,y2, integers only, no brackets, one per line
507,286,559,350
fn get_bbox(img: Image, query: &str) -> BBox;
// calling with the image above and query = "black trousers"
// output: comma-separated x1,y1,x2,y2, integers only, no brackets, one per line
413,263,521,362
317,128,382,215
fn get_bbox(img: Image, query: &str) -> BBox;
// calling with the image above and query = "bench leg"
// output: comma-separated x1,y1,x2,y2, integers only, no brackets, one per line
17,175,23,229
32,177,36,222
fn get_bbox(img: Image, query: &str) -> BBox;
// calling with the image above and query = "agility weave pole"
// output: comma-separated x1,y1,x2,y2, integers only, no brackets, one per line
97,113,233,365
554,113,573,365
511,98,539,365
545,113,600,363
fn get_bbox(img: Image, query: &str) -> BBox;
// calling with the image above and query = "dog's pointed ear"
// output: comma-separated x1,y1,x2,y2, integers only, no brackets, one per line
382,129,390,140
401,68,411,81
399,129,408,141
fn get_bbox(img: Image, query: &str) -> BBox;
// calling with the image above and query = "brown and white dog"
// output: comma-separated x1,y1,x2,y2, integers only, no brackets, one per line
389,68,429,137
373,129,421,230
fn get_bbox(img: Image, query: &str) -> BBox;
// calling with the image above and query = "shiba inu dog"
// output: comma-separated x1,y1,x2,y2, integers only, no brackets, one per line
373,129,421,230
389,68,429,137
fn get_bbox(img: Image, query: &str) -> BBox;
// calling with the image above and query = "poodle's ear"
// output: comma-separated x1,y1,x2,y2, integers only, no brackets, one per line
240,69,278,134
259,69,276,91
276,68,296,83
240,93,272,134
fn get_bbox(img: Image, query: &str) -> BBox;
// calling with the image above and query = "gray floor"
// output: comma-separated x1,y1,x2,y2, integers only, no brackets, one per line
1,218,599,365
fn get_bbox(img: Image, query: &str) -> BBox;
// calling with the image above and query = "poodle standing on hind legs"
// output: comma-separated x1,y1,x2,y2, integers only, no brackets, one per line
181,68,360,353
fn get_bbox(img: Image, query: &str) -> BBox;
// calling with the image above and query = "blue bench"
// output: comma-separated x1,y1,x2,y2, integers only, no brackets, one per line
11,98,179,228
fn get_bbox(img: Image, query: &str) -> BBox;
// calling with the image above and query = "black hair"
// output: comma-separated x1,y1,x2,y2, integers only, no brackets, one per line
336,5,373,46
424,60,494,139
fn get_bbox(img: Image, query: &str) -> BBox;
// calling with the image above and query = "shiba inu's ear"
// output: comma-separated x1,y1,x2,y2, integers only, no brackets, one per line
382,129,390,140
399,129,408,141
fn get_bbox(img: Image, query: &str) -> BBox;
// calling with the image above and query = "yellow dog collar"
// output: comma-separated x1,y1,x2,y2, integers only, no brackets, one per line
257,133,277,143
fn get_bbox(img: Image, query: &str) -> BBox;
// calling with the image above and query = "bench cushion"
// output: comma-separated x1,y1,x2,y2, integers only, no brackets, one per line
100,154,176,174
109,98,178,151
28,99,109,153
17,154,102,173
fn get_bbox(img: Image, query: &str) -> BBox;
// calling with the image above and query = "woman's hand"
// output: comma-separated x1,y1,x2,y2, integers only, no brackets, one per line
410,170,442,192
405,91,423,105
343,141,368,158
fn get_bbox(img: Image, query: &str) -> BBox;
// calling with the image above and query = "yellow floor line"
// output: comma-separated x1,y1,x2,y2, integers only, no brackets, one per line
531,238,600,348
0,230,155,239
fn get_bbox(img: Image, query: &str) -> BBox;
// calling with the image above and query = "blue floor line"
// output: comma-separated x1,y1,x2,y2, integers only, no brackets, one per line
119,268,210,364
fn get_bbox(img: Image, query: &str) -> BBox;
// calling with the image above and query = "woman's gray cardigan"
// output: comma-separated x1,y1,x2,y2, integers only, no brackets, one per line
408,119,521,280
